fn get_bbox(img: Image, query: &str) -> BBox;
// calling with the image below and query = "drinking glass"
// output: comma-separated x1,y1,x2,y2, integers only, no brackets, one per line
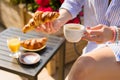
7,36,21,58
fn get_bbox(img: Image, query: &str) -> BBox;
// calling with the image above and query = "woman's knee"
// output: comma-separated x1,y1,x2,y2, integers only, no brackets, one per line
68,55,96,80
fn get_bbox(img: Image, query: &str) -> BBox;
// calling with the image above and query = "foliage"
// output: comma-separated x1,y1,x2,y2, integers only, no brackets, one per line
10,0,39,12
10,0,82,23
49,0,61,11
10,0,61,12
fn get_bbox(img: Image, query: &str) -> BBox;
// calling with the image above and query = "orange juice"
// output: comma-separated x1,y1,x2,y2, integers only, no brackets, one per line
7,38,20,53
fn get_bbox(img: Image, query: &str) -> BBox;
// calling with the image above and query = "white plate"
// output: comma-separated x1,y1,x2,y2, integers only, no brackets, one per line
23,45,46,51
18,52,41,65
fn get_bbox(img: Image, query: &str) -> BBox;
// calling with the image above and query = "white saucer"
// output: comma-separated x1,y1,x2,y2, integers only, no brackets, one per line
18,52,41,65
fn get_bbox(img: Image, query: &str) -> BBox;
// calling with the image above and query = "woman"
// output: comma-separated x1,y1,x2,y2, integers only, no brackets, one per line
36,0,120,80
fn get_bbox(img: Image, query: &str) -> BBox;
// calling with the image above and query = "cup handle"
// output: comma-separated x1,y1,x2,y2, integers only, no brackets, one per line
82,27,86,37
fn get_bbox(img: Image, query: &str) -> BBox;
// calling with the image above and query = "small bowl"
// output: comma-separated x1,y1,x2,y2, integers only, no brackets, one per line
18,52,41,65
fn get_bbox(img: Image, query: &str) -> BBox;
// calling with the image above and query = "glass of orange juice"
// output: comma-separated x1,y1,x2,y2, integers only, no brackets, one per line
7,36,21,58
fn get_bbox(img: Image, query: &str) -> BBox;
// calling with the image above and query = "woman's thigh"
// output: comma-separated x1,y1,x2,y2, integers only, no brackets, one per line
82,46,120,80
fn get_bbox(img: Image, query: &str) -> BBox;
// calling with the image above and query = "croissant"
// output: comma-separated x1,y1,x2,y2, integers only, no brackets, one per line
20,37,47,50
22,11,59,33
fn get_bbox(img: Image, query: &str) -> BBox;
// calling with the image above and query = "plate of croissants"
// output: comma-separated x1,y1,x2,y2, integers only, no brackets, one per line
20,37,47,51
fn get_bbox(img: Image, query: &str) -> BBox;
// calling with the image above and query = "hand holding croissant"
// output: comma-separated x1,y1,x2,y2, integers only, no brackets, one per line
22,11,59,33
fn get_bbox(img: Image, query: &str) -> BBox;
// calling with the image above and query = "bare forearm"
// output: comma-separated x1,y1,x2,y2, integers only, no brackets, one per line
58,8,73,26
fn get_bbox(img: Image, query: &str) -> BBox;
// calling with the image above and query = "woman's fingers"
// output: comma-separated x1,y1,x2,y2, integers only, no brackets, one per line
35,25,45,32
83,24,112,44
83,29,104,43
83,35,104,44
35,22,57,34
49,22,56,33
89,30,102,36
87,24,103,30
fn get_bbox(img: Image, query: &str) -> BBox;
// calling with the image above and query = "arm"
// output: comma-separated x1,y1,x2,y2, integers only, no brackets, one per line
83,24,120,44
36,0,85,34
60,0,85,18
55,0,86,29
35,9,72,34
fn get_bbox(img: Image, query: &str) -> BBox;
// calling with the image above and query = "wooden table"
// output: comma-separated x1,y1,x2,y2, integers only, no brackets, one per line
0,28,65,80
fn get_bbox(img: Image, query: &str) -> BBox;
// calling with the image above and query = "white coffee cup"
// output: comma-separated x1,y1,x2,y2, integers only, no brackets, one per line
63,23,85,43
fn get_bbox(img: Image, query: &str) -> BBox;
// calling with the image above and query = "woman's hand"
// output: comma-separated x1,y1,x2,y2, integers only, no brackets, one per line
35,19,62,34
35,9,73,34
83,24,114,44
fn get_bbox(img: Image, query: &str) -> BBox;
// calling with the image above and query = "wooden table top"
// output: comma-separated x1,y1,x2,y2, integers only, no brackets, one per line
0,28,65,78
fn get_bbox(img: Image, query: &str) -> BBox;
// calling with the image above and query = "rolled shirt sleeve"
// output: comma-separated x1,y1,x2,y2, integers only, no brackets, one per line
60,0,85,18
